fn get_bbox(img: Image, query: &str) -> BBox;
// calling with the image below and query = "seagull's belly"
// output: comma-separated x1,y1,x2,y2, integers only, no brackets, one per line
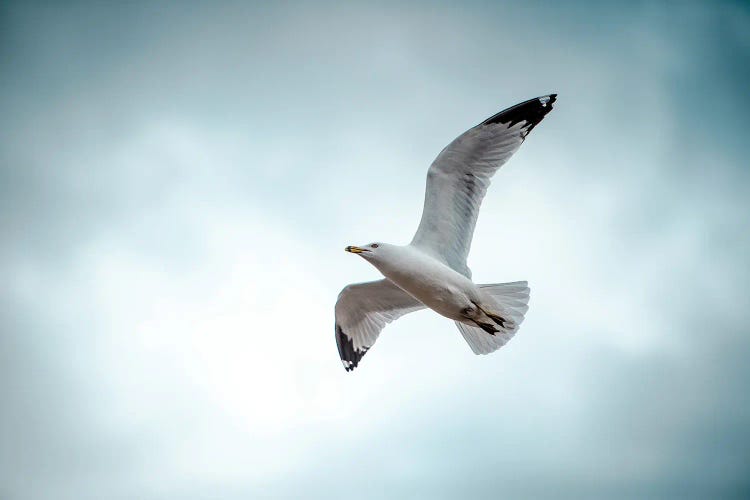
378,255,474,321
405,280,469,320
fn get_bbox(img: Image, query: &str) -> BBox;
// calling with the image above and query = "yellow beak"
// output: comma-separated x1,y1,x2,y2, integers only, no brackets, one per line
345,245,368,254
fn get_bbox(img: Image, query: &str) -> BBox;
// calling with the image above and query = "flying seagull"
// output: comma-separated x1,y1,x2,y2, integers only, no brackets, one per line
335,94,557,371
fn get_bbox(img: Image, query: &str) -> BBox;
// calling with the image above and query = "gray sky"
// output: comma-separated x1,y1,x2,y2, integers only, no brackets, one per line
1,1,749,499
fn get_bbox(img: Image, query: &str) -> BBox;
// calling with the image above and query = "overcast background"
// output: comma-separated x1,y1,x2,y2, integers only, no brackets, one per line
2,1,749,499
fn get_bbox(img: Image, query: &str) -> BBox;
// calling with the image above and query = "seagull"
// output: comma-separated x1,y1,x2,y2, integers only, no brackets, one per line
335,94,557,371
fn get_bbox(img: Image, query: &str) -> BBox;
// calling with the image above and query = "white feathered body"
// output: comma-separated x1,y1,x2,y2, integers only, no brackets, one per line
366,244,486,323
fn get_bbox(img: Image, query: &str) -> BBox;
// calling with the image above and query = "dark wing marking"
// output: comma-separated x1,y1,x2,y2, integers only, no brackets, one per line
335,279,425,372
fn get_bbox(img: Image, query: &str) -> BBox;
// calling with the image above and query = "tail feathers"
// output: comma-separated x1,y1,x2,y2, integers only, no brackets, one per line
479,281,529,325
455,321,515,355
456,281,530,355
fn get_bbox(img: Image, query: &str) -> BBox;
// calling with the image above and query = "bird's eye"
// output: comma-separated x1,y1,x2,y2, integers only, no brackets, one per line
371,244,379,248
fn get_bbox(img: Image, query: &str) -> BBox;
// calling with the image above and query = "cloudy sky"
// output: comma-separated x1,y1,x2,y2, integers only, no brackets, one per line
1,1,749,499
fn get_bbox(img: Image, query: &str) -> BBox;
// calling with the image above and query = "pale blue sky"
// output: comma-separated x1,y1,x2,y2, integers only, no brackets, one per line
1,1,749,499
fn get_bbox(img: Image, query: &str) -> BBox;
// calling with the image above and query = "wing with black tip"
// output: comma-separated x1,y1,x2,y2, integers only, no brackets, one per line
411,94,557,277
335,279,425,372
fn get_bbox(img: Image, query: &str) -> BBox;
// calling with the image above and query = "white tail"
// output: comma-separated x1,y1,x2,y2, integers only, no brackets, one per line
455,281,530,355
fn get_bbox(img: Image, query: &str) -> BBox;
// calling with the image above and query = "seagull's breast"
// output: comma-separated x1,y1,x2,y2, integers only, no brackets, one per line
374,246,476,320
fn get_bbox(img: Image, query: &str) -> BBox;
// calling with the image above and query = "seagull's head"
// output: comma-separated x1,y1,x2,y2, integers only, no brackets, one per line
344,242,388,262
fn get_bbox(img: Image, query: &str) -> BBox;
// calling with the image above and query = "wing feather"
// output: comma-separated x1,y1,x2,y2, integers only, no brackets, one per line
335,279,425,371
411,94,557,276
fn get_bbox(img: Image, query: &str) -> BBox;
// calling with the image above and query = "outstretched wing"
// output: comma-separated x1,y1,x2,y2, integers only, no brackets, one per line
335,279,425,372
411,94,557,277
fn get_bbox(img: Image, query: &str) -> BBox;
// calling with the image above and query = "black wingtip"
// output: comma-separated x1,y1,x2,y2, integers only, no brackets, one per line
336,324,367,372
480,94,557,134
